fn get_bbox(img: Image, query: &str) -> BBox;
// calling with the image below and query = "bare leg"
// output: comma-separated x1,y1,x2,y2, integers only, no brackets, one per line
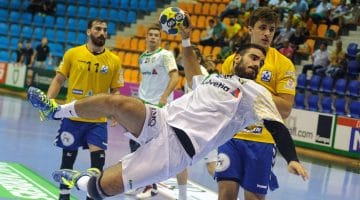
99,162,125,195
244,190,265,200
74,94,146,137
176,169,188,185
218,180,240,200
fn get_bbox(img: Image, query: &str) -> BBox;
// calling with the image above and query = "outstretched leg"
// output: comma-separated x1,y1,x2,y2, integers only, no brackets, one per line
27,87,146,137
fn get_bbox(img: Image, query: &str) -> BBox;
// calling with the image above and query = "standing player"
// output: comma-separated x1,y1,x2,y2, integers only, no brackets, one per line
44,18,123,200
130,23,179,199
215,7,299,200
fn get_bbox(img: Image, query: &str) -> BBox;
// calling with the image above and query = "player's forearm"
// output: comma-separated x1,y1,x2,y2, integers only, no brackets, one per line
182,43,202,88
47,74,65,99
263,120,299,163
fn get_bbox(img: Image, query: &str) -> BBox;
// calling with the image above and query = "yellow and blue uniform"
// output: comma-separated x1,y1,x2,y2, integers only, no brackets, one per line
55,45,124,150
215,47,296,194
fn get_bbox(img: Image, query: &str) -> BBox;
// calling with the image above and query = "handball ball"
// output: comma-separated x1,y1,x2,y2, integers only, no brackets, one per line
159,7,187,35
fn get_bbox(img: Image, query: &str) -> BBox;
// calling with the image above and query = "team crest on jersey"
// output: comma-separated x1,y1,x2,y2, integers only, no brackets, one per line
100,65,108,74
152,69,158,75
261,70,272,82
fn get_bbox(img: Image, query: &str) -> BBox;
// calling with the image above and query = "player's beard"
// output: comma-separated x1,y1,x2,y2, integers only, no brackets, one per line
234,58,258,80
90,34,106,47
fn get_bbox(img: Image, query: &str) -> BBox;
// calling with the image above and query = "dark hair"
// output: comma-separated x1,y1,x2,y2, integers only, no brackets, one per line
147,23,161,33
248,7,279,27
87,18,107,29
235,43,267,57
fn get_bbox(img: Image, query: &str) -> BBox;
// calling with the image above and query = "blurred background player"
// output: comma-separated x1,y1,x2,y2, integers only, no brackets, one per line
215,7,301,200
45,18,123,200
32,37,51,69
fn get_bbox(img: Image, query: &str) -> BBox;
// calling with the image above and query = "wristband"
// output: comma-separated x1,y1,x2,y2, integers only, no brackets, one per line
182,38,191,47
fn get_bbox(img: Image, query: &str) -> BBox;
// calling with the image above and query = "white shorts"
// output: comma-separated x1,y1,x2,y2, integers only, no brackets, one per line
121,105,192,192
203,149,218,163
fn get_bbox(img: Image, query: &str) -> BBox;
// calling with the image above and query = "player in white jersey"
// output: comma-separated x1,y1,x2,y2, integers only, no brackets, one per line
27,20,308,199
138,26,178,106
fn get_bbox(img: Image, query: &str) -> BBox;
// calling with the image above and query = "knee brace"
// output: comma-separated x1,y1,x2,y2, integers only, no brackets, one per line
87,174,111,200
91,150,105,171
60,149,78,169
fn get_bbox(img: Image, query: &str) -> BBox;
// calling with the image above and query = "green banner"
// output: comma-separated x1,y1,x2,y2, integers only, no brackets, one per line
0,162,77,200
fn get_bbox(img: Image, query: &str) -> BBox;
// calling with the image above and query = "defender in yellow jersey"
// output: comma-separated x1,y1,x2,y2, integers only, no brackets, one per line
45,18,123,200
215,8,302,200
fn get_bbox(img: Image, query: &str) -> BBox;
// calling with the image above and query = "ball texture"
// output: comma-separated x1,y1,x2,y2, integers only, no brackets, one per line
159,7,186,35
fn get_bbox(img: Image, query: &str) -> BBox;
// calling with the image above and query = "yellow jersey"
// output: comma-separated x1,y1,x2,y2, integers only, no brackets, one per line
57,45,124,123
221,47,296,143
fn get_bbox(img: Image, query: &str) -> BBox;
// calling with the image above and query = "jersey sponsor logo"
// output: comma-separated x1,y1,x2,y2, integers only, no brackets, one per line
230,88,241,97
100,65,108,74
285,71,295,78
152,69,158,75
148,107,157,127
215,153,230,172
261,70,272,82
60,131,75,146
284,79,295,90
72,89,83,95
203,79,230,92
243,125,263,134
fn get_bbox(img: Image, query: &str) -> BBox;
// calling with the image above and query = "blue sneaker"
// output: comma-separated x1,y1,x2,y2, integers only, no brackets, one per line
52,168,101,190
27,86,60,121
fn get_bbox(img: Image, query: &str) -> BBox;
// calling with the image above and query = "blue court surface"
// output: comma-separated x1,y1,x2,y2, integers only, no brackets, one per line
0,94,359,200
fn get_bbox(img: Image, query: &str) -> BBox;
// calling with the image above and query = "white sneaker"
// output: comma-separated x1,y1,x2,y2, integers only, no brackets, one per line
135,185,158,199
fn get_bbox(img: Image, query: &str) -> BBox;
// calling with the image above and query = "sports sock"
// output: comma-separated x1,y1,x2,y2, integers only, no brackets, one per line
54,101,78,118
178,184,187,200
77,176,91,191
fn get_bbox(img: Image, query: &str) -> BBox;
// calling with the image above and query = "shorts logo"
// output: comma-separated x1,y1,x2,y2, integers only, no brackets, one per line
215,153,230,172
60,131,75,147
128,179,133,190
261,70,272,82
148,107,157,127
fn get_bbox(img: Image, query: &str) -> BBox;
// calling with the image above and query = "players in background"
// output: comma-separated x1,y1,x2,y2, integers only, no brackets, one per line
45,18,123,200
128,23,179,199
215,7,301,200
32,37,51,69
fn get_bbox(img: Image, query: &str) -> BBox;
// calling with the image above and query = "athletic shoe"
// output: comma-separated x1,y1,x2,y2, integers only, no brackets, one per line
52,168,100,190
27,86,60,121
135,185,158,199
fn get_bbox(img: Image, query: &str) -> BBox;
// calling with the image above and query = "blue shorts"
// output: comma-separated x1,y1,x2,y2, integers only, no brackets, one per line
214,139,278,195
54,118,108,151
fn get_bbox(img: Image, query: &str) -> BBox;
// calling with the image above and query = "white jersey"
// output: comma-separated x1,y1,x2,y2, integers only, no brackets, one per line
165,74,283,163
138,48,178,104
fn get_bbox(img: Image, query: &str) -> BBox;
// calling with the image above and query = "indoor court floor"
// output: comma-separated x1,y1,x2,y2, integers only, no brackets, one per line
0,94,359,200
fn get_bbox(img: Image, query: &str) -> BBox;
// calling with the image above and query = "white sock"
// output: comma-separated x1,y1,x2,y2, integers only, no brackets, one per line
178,184,187,200
76,176,90,191
54,101,79,118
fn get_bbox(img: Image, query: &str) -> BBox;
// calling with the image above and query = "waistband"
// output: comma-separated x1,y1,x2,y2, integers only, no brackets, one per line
172,126,195,158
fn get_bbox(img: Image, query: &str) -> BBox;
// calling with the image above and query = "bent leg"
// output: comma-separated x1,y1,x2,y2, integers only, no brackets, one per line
74,94,146,137
99,162,125,195
244,190,265,200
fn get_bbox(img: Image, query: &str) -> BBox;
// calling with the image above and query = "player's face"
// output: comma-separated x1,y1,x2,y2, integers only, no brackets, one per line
248,20,276,49
234,48,265,79
146,29,161,51
88,22,107,47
